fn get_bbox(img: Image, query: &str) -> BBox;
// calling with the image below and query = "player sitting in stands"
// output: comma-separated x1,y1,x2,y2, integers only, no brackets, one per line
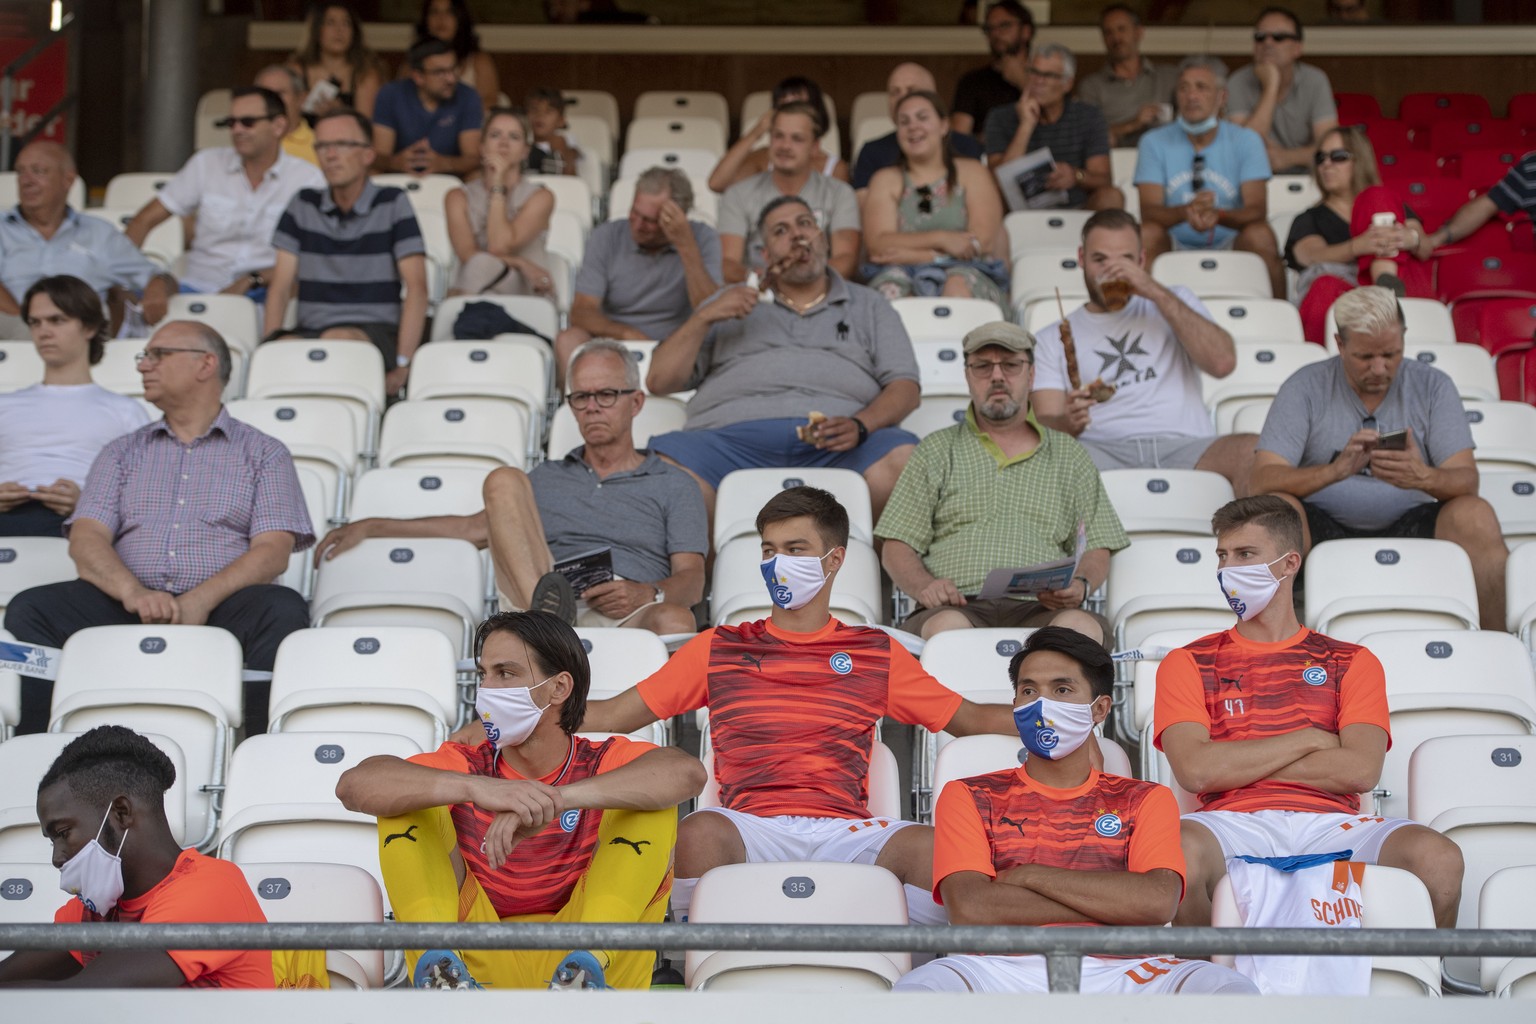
337,610,705,989
895,627,1257,995
1155,495,1464,927
0,725,274,988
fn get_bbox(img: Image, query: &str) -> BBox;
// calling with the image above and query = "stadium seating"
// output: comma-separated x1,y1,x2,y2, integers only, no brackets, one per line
633,91,730,136
1399,92,1493,133
1482,471,1536,546
80,207,185,274
931,733,1133,795
278,465,329,598
165,293,261,356
1323,297,1457,351
1009,251,1084,314
0,629,18,738
1202,341,1329,434
1151,250,1273,300
237,862,387,989
526,173,595,232
0,859,71,959
0,536,74,619
561,89,620,140
376,398,528,472
546,396,685,457
1003,209,1092,263
1478,864,1536,997
0,340,44,393
576,627,671,745
226,397,361,526
193,88,230,150
405,336,552,460
1376,149,1440,183
685,861,909,991
851,115,895,168
1466,401,1536,475
1504,542,1536,647
607,176,720,225
369,174,461,221
892,296,1007,345
1104,538,1234,652
1204,298,1304,345
713,467,874,550
625,117,726,158
347,466,489,521
430,294,559,344
311,537,487,656
1303,539,1479,642
615,146,717,184
1127,627,1217,765
711,535,882,627
901,395,970,440
91,340,152,398
1100,469,1234,542
245,340,386,459
907,339,972,398
740,90,840,157
1266,175,1323,218
1333,92,1382,123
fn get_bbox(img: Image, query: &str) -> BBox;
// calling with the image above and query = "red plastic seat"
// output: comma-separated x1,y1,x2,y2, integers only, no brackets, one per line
1386,178,1475,232
1399,92,1494,128
1378,150,1441,182
1335,91,1382,124
1459,147,1525,191
1427,121,1529,174
1478,298,1536,356
1437,252,1536,305
1509,93,1536,130
1358,117,1413,156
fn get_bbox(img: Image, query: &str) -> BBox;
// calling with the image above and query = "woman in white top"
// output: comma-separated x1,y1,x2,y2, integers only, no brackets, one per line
446,108,556,298
0,275,150,536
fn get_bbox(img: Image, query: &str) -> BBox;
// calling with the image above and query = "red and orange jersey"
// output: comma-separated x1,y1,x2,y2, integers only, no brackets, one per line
637,617,963,819
409,734,651,918
932,767,1185,916
1153,627,1391,814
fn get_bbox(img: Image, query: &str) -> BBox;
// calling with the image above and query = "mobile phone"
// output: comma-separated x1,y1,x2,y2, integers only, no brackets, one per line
1376,428,1408,450
1371,212,1396,229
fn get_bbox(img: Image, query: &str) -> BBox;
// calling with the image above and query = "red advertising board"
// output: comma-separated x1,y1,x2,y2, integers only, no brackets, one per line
0,22,68,143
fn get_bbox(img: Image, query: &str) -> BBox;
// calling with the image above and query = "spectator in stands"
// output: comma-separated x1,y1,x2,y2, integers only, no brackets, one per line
1156,495,1465,927
0,276,150,537
337,610,704,990
1251,286,1507,631
876,321,1124,642
581,486,1019,929
372,38,483,178
313,339,706,635
412,0,500,114
1285,126,1433,343
851,62,985,200
709,76,847,194
983,43,1121,211
1326,0,1372,20
1226,7,1338,174
1032,210,1252,494
0,142,174,340
255,65,320,166
3,321,314,735
553,167,720,382
647,196,919,519
263,109,428,397
895,628,1259,995
1415,151,1536,258
445,108,556,299
525,87,582,175
0,726,275,988
717,103,861,283
1075,5,1178,149
951,0,1034,138
862,90,1009,305
124,87,324,305
1135,57,1283,298
287,2,384,119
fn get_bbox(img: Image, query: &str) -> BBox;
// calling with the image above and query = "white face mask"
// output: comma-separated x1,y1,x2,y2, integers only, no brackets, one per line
1013,697,1099,761
476,676,555,749
59,803,128,916
760,549,837,611
1217,554,1294,621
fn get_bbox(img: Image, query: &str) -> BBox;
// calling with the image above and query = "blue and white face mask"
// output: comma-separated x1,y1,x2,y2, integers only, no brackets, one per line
760,550,836,610
1013,697,1097,761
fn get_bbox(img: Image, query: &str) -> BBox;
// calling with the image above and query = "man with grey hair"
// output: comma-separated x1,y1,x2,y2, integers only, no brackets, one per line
313,338,707,634
553,166,721,384
984,43,1120,211
1133,56,1281,297
1252,285,1506,629
4,320,314,734
255,64,319,165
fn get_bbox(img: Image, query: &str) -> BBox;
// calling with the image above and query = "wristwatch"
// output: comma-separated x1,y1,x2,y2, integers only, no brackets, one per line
1074,575,1092,604
395,354,411,369
248,272,266,290
853,418,869,445
652,585,665,605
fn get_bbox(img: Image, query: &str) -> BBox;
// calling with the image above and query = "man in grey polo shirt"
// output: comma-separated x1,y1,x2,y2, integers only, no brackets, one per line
1075,5,1177,149
1252,286,1506,629
646,195,920,521
313,339,706,633
1226,7,1338,174
552,167,721,385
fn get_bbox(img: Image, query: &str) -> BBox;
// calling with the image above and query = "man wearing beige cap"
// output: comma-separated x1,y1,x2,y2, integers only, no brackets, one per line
874,321,1128,642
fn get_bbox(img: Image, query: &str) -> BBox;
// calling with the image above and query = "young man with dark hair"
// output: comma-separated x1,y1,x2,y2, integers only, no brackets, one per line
583,486,1017,930
370,37,482,177
0,726,275,988
337,610,706,990
898,627,1256,994
1155,495,1464,927
951,0,1035,138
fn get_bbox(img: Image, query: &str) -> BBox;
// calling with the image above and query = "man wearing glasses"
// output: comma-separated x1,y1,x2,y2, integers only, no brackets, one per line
3,321,314,735
951,0,1034,139
876,322,1127,642
1226,7,1338,174
371,38,483,178
312,340,706,634
124,87,323,305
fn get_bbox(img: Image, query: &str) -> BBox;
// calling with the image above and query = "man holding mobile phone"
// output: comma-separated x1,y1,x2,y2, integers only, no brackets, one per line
1249,286,1507,630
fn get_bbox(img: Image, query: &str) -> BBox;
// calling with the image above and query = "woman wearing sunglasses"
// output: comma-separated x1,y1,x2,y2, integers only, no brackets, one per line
861,90,1007,304
1284,125,1431,343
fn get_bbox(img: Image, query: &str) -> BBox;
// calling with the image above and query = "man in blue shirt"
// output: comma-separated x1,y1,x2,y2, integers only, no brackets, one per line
371,38,483,178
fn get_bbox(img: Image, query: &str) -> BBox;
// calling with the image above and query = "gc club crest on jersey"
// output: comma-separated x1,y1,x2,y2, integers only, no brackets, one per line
559,809,581,832
1093,812,1123,837
829,651,853,674
1302,665,1328,686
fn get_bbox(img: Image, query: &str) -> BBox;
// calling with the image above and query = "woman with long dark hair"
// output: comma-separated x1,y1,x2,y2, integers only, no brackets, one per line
413,0,500,113
287,3,385,118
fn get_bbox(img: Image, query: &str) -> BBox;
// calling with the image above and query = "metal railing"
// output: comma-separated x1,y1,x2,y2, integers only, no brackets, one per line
4,922,1535,993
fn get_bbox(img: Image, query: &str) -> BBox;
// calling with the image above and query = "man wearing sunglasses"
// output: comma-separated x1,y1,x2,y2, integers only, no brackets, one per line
1226,7,1339,174
124,87,323,305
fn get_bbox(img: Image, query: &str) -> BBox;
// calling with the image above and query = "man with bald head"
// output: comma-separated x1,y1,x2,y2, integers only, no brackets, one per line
255,64,319,165
0,142,174,339
851,63,985,198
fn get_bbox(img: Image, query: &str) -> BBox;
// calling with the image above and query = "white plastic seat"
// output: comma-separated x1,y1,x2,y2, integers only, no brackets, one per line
1229,400,1272,435
685,861,909,991
850,116,895,165
525,174,594,231
625,116,726,158
311,537,486,656
0,171,86,210
1358,629,1536,820
909,340,968,398
575,627,670,746
267,627,461,751
932,733,1132,796
1481,472,1536,547
101,171,176,212
217,731,421,916
1151,250,1273,300
1409,733,1536,987
369,174,461,220
546,208,587,270
891,296,1007,345
1395,344,1499,402
1507,543,1536,646
227,397,360,526
1110,147,1139,191
1466,401,1536,475
561,90,620,141
1479,865,1536,997
0,536,75,617
1127,628,1215,765
1100,468,1235,541
1325,296,1457,350
278,465,329,598
1265,174,1323,218
406,337,550,462
0,340,44,393
1010,251,1085,313
564,116,613,207
237,861,386,989
245,340,385,458
47,625,242,849
607,176,718,226
89,339,150,398
713,468,873,551
633,91,730,136
377,398,526,471
194,88,231,151
1204,297,1304,344
430,294,558,344
1303,538,1479,642
546,397,685,458
166,293,261,357
849,92,887,137
1105,538,1234,651
79,207,185,274
0,628,18,737
1025,293,1087,335
615,146,718,184
1003,209,1092,263
712,535,882,627
411,207,455,305
0,860,71,959
1203,341,1330,434
901,395,970,440
348,467,489,521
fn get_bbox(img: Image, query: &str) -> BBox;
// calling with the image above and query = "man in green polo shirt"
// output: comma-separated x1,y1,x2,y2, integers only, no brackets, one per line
875,322,1128,643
